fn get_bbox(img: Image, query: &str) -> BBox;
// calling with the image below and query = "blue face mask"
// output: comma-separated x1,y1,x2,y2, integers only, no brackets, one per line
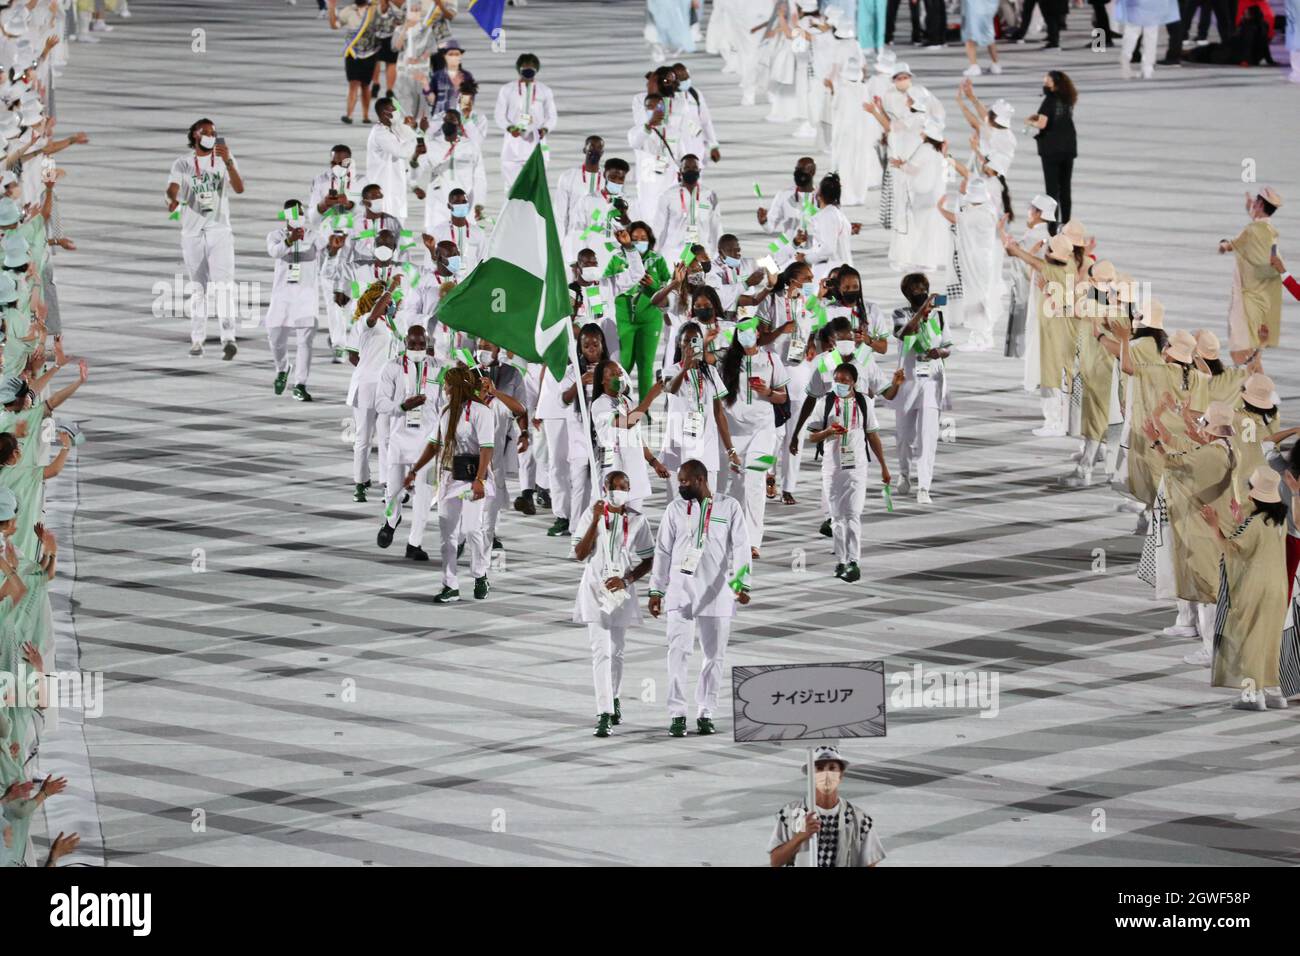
800,282,816,298
833,382,852,398
633,240,649,254
606,181,624,197
445,255,462,274
450,203,470,218
679,78,692,92
722,255,742,269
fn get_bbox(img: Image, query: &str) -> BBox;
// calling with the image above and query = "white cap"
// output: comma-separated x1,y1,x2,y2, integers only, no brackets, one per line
875,49,898,73
985,151,1012,176
891,61,913,77
922,116,945,141
990,99,1015,124
1030,193,1058,222
965,179,991,205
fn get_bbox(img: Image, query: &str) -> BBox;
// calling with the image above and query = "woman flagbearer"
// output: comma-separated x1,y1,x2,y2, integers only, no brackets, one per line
263,200,323,402
718,318,790,557
590,361,669,510
404,367,497,604
572,470,657,738
1202,467,1291,710
561,324,619,523
806,363,893,582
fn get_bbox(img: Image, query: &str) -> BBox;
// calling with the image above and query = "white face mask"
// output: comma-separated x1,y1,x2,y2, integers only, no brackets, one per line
608,489,630,507
405,348,427,362
835,339,855,357
581,266,602,283
737,328,758,349
367,197,386,215
476,348,495,366
815,769,842,793
331,164,349,178
198,134,217,150
373,244,394,262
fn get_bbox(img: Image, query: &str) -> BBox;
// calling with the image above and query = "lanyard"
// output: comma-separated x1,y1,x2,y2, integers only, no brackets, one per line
401,355,428,392
687,497,713,548
679,186,699,226
602,504,629,561
193,152,216,178
331,168,352,193
582,167,603,196
688,367,706,410
517,80,536,113
834,395,857,449
745,354,753,404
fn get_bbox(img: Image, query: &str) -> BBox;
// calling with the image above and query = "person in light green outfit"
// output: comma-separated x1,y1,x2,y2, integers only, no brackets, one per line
608,220,671,405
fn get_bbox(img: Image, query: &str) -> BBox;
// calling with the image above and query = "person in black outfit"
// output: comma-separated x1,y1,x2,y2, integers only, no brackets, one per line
921,0,947,45
1089,0,1121,44
1039,0,1067,47
1026,70,1077,233
886,0,923,44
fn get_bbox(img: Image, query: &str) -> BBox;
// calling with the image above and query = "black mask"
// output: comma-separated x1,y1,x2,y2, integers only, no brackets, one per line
681,169,700,186
585,150,602,167
677,484,698,501
793,169,813,189
1042,83,1052,95
692,306,714,321
441,123,458,140
520,67,537,80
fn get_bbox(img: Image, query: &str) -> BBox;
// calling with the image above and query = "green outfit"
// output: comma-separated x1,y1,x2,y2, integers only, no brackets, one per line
608,250,670,402
0,404,49,559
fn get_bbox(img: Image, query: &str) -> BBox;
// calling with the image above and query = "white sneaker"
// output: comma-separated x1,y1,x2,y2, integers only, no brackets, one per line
962,64,982,77
1183,648,1211,666
1289,69,1300,85
793,122,818,139
189,344,203,356
90,18,113,32
1264,693,1289,710
120,0,131,15
1116,500,1145,514
1120,62,1133,80
1162,625,1199,638
990,62,1002,75
1141,67,1154,80
1032,424,1067,438
916,488,932,505
1231,695,1267,712
894,475,911,497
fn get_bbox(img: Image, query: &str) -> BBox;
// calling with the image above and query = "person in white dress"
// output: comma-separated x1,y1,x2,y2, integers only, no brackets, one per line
572,471,657,738
1007,193,1055,368
165,118,245,358
825,21,873,207
493,53,558,193
365,97,419,222
648,459,753,738
262,201,323,401
938,178,1004,351
404,366,498,603
886,116,950,274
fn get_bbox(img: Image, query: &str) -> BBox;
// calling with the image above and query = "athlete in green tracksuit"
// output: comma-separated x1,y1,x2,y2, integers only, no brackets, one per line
606,222,671,403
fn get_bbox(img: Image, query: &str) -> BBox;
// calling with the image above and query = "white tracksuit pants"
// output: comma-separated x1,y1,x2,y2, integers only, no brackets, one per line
778,416,803,495
485,460,508,538
384,455,433,547
823,463,867,564
1194,600,1216,658
268,326,316,384
588,622,627,716
542,418,570,519
568,454,594,522
322,290,348,350
895,404,939,492
351,386,390,485
1121,24,1158,75
518,422,540,491
725,428,775,550
439,493,489,588
666,611,732,719
182,226,237,345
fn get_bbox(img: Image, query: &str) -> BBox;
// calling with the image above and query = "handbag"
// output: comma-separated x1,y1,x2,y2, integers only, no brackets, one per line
451,455,479,482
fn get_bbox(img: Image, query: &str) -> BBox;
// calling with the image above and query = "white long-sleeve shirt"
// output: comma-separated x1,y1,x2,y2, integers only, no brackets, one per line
494,79,558,166
652,184,722,265
365,121,419,222
412,132,483,231
264,226,324,329
649,494,751,618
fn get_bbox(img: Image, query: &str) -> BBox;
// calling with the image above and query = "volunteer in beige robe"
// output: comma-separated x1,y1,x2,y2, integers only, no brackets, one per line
1002,231,1075,437
1202,468,1289,709
1220,188,1283,362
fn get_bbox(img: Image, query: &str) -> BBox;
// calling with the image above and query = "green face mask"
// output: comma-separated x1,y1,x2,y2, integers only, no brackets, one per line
608,377,621,394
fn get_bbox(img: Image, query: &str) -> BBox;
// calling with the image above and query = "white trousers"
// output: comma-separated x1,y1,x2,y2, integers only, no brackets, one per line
267,325,316,383
1121,24,1158,73
778,415,803,494
823,466,867,564
182,227,237,345
518,421,540,491
666,611,731,719
724,429,774,550
1194,600,1216,658
588,622,627,716
438,493,489,588
322,287,348,349
385,455,433,546
351,389,390,484
485,462,508,538
542,418,570,519
568,455,594,522
896,404,939,491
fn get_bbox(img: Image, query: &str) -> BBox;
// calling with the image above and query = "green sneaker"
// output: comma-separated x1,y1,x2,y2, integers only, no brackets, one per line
274,371,288,395
819,518,833,538
432,586,460,604
353,483,367,503
611,697,622,725
594,713,612,738
473,576,490,600
546,517,570,537
292,384,313,402
695,717,716,736
842,562,862,583
833,563,846,579
668,716,687,737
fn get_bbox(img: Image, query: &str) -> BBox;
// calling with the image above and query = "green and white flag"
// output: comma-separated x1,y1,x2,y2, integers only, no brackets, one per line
435,147,572,380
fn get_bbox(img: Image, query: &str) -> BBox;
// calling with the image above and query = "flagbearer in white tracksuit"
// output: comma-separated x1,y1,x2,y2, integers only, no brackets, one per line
405,367,498,604
494,53,559,193
375,325,442,561
263,201,323,402
807,363,892,584
165,118,245,358
893,284,952,505
572,471,656,738
648,460,753,738
718,318,788,556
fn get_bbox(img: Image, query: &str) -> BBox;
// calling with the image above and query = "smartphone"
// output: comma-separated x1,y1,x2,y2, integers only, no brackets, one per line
215,136,226,147
328,187,338,198
931,294,948,307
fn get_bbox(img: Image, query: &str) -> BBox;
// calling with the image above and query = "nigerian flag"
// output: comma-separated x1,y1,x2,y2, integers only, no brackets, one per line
436,146,571,379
